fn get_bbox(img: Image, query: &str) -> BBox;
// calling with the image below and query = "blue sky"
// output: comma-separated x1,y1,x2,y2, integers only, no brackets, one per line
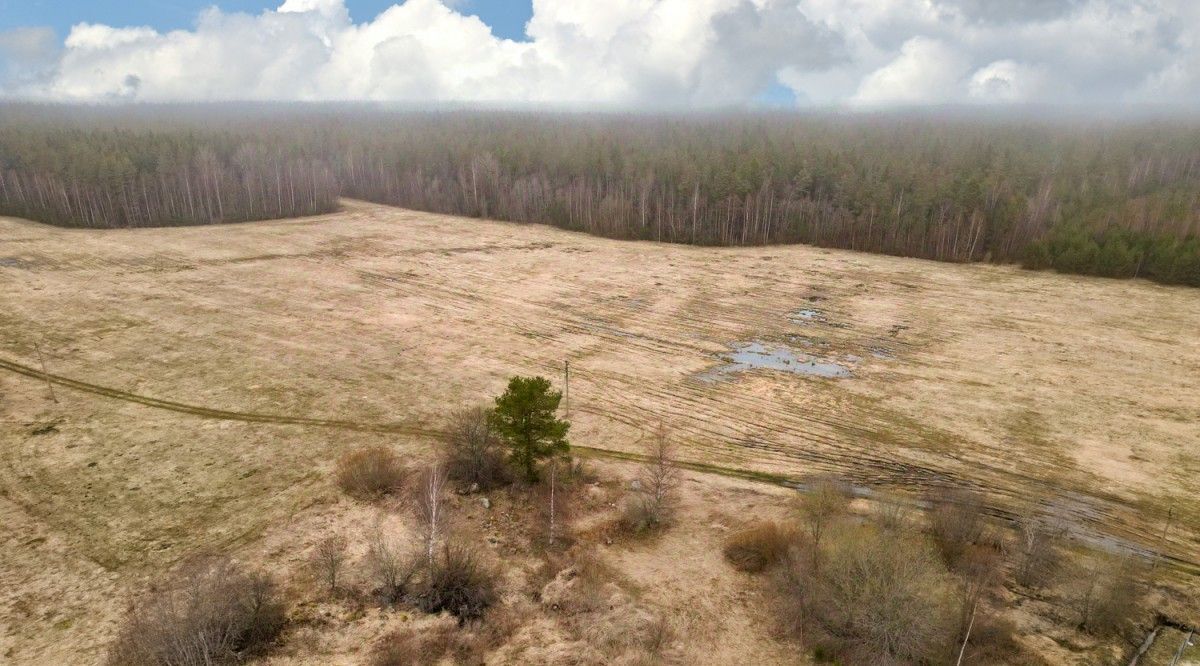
0,0,533,41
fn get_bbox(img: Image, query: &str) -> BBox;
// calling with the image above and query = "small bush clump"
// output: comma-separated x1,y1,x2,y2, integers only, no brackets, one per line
783,524,956,665
723,521,794,573
445,406,511,490
929,487,987,569
107,558,286,666
619,493,661,534
336,446,406,499
416,546,497,624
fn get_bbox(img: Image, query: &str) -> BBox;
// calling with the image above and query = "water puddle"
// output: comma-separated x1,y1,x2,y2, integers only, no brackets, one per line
788,307,850,329
0,256,35,269
698,341,852,382
788,308,826,324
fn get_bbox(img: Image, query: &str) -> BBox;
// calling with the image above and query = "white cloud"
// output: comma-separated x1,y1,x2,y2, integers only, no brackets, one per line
0,0,1198,106
968,60,1050,102
852,37,969,105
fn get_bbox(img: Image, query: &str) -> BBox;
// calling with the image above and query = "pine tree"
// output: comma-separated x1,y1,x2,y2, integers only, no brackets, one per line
488,376,570,483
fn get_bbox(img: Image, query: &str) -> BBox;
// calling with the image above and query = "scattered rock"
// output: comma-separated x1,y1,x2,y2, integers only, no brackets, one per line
479,497,491,510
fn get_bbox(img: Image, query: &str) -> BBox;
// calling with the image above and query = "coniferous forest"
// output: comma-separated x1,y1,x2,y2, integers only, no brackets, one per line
2,104,1198,286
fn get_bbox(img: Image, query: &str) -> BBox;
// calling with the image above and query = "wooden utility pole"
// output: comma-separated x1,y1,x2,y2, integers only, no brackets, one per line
33,343,57,404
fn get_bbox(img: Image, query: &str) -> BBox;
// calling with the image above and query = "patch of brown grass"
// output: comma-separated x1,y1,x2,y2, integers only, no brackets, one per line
723,521,795,573
336,446,406,499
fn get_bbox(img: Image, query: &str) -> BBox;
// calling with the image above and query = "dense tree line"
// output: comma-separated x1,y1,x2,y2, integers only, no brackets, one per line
1,105,1197,285
0,120,337,228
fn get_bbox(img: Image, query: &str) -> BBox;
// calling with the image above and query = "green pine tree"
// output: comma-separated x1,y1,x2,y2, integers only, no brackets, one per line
489,376,570,482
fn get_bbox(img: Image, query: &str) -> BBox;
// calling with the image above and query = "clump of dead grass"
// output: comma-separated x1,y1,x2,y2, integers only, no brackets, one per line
723,520,795,573
336,446,406,499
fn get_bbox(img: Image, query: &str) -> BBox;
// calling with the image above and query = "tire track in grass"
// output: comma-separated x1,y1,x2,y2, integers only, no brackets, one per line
3,354,1197,576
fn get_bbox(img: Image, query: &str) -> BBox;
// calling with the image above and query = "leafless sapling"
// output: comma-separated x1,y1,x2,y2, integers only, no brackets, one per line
415,464,449,568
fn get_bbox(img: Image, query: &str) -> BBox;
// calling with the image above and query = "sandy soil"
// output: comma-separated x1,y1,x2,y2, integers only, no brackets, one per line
1,200,1198,663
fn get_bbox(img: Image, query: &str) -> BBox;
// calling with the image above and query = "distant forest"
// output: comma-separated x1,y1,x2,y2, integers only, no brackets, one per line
2,105,1198,286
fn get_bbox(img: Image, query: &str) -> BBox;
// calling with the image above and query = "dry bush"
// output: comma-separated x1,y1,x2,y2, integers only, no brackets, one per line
952,545,1007,661
1069,554,1146,636
365,528,416,605
107,558,286,666
782,524,956,665
956,615,1040,665
619,493,660,535
797,476,851,558
929,487,987,569
446,603,521,663
309,535,347,594
336,446,406,499
445,406,511,490
625,422,678,533
416,545,497,624
723,521,795,573
1014,512,1066,589
875,493,913,531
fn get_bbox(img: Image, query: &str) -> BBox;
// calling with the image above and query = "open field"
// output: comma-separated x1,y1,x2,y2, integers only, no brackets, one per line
2,200,1199,662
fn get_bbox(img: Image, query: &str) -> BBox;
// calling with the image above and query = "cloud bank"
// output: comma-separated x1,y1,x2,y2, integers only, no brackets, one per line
0,0,1197,106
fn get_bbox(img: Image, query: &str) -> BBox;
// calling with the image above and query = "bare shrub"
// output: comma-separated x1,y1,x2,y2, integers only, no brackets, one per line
627,422,679,532
956,615,1032,665
875,493,913,531
309,535,347,594
445,406,511,490
365,528,415,605
929,487,987,569
797,476,851,562
619,493,660,534
107,558,286,666
783,524,956,665
723,521,795,573
336,446,406,499
1069,554,1145,636
1014,512,1066,589
416,545,497,624
952,544,1006,661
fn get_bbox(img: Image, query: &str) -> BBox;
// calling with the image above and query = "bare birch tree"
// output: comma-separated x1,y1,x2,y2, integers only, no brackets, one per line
415,464,449,568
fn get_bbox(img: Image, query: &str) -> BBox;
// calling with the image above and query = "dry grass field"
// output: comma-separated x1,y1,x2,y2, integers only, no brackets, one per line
1,200,1199,663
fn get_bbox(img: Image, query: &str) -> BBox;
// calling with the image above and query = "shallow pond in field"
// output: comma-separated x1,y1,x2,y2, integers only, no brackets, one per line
697,341,852,381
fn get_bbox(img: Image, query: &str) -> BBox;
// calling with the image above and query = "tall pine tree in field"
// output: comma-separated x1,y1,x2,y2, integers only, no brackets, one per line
489,376,569,482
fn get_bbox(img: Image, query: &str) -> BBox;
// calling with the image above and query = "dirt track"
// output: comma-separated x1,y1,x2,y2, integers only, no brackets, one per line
2,199,1199,661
